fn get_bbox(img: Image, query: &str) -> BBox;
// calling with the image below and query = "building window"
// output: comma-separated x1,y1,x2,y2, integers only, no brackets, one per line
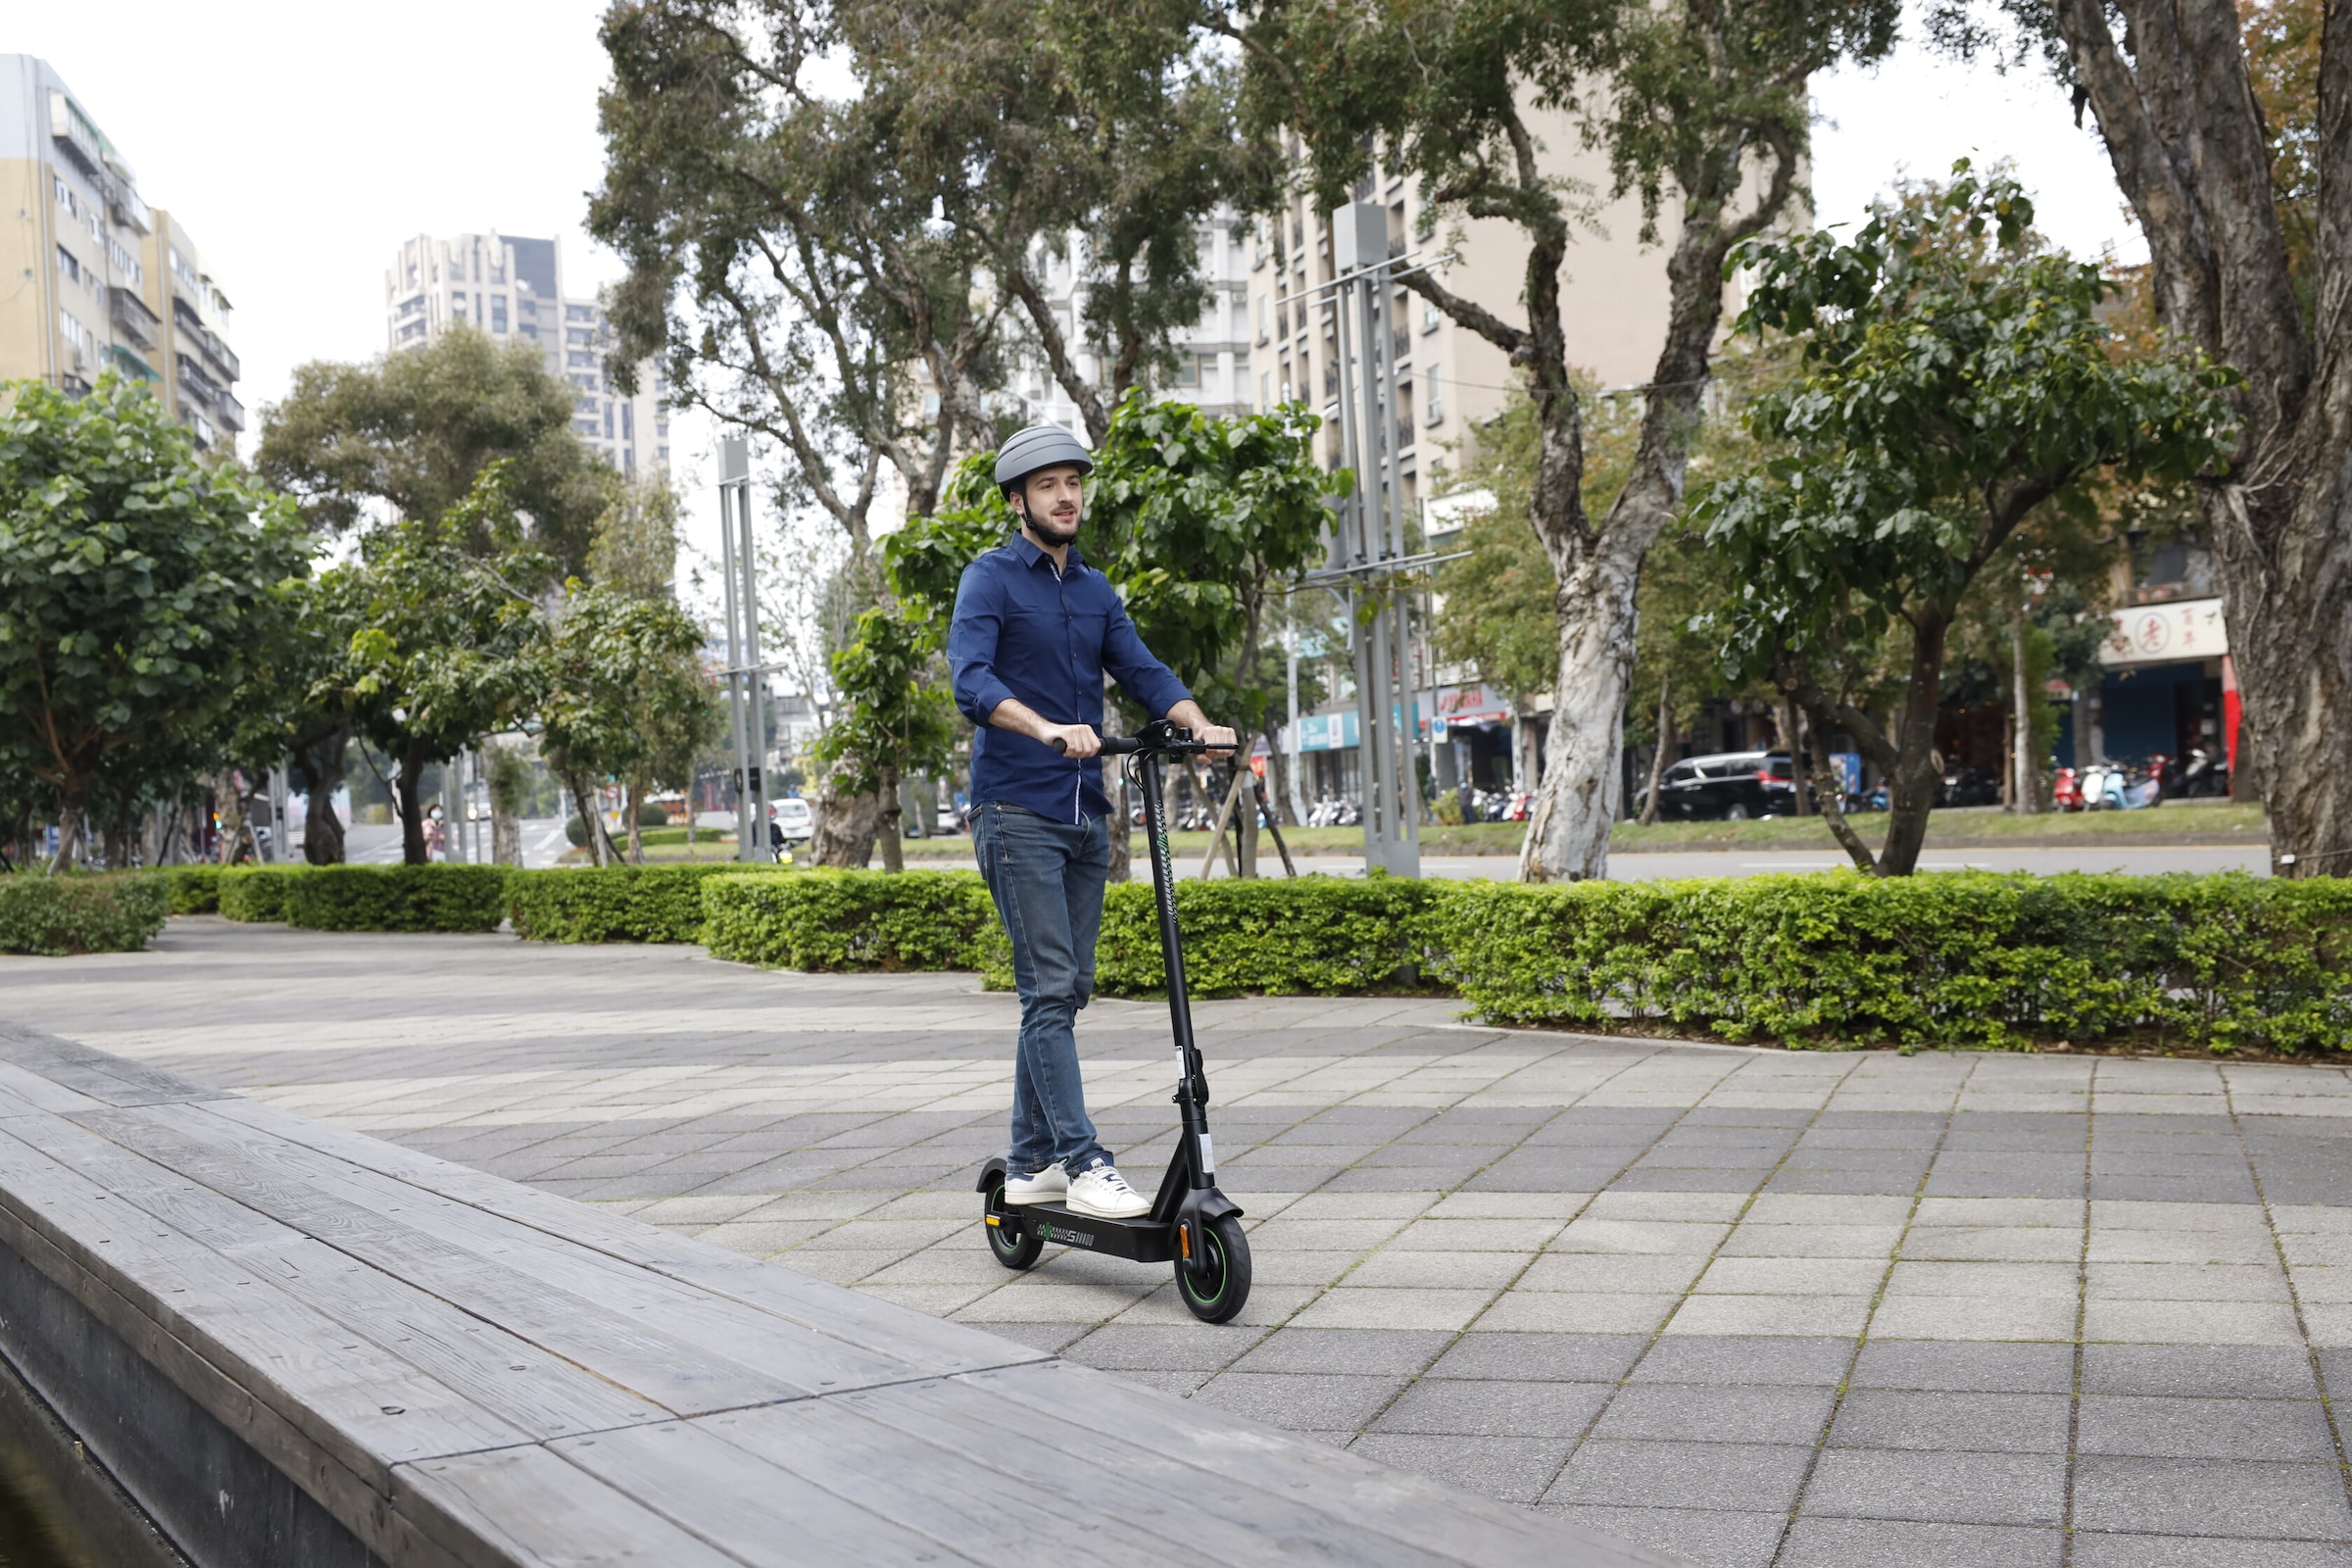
658,447,669,466
1261,372,1271,410
58,310,94,356
1425,368,1443,423
573,417,600,436
491,296,509,332
656,416,669,438
1256,296,1269,345
620,404,634,441
55,246,81,285
604,403,614,439
1172,357,1199,387
565,304,595,322
567,351,595,368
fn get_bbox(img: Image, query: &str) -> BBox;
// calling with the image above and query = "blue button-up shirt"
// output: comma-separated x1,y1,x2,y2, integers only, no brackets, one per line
950,533,1192,823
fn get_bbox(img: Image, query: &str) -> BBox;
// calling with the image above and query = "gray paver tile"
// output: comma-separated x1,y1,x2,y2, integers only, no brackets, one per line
1060,1323,1261,1372
1849,1341,2077,1394
2086,1345,2322,1399
1370,1379,1611,1438
1544,1505,1786,1568
1827,1391,2072,1453
1547,1439,1814,1513
1431,1332,1649,1383
1351,1434,1571,1505
1694,1256,1887,1296
2076,1396,2338,1460
1630,1336,1855,1388
1191,1371,1406,1432
1779,1517,2063,1568
1473,1292,1679,1335
2082,1298,2304,1346
2072,1457,2352,1541
1590,1384,1837,1446
1665,1294,1874,1338
1803,1449,2067,1526
1229,1328,1452,1376
1868,1295,2080,1342
1519,1252,1710,1294
1344,1250,1531,1290
2072,1539,2352,1568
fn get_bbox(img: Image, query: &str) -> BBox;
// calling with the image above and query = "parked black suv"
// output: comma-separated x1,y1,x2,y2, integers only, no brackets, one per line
1641,751,1797,821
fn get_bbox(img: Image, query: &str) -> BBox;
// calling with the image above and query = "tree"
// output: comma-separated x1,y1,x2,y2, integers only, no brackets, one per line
339,467,553,864
255,326,614,574
808,605,960,873
0,378,307,871
1925,0,2349,875
1696,172,2233,874
534,585,713,867
1238,0,1899,881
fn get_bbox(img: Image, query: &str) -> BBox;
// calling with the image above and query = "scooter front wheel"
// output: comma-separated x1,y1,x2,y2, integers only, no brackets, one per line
1175,1214,1251,1323
985,1186,1045,1270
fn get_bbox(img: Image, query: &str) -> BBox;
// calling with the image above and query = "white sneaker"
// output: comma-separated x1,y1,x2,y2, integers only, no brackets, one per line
1004,1163,1067,1205
1065,1164,1150,1219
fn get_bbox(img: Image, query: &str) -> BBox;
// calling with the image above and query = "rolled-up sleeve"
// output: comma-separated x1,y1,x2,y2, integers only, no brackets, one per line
949,561,1017,726
1102,593,1192,720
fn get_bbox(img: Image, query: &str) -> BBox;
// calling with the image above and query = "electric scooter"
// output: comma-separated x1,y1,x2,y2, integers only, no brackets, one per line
974,721,1252,1324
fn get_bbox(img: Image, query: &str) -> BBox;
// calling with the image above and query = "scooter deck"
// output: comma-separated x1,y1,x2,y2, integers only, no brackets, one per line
1000,1200,1174,1264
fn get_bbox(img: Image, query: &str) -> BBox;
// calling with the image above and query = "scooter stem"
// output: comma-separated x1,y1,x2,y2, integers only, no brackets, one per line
1135,744,1214,1189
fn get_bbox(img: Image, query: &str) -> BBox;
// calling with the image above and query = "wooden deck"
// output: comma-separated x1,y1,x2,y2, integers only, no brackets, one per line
0,1021,1685,1567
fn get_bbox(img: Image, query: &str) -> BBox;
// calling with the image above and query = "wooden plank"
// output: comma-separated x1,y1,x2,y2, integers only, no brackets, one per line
74,1104,830,1415
0,1112,672,1442
0,1124,529,1556
0,1025,226,1106
973,1361,1687,1568
393,1444,752,1568
680,1398,1197,1568
0,1059,108,1115
204,1096,1046,1377
551,1418,991,1567
840,1375,1480,1568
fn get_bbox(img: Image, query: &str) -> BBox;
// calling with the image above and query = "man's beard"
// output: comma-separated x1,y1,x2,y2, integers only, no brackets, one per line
1027,507,1080,546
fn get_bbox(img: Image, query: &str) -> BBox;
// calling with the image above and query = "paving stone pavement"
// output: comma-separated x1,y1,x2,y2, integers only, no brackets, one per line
12,918,2352,1567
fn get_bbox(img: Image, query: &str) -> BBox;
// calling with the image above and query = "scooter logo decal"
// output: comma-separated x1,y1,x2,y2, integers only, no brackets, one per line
1037,1223,1096,1249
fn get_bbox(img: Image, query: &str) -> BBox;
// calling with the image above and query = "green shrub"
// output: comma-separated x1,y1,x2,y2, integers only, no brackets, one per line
511,863,784,944
703,869,994,970
1428,871,2352,1054
1088,875,1446,998
0,874,169,956
282,864,511,933
564,805,670,847
217,865,307,923
164,864,221,914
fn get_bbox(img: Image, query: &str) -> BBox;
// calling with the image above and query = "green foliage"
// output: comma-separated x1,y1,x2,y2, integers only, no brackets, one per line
0,873,167,956
701,870,996,970
280,865,511,934
0,377,308,864
534,583,712,813
809,604,959,802
1090,877,1446,998
218,865,307,923
164,864,222,914
510,864,784,944
254,325,613,573
1428,873,2352,1054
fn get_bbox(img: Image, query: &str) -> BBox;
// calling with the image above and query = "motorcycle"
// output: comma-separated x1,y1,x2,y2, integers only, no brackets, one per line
2052,767,2083,811
2177,747,2231,799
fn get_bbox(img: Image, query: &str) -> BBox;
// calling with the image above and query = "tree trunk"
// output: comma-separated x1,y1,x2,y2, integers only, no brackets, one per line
1774,694,1813,817
1519,539,1642,881
2010,607,2039,815
395,743,429,865
1106,767,1132,884
2053,0,2349,873
1640,675,1673,826
875,763,905,873
625,775,645,865
1877,612,1953,877
215,770,253,866
47,789,86,874
808,758,882,867
296,726,349,864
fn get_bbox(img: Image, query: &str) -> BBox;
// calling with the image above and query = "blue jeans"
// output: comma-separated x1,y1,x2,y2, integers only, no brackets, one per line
973,802,1112,1176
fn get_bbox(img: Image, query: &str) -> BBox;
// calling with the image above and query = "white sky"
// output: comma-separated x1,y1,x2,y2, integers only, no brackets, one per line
21,2,2141,588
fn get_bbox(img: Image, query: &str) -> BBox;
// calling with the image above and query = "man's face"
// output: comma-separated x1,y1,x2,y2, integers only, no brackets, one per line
1014,465,1085,546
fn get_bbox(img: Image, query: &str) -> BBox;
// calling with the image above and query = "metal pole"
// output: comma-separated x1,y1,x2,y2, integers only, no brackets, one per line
735,468,770,856
717,438,758,864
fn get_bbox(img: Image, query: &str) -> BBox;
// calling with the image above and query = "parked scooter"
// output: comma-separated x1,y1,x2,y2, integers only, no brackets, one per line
2177,747,2231,799
2052,767,2084,812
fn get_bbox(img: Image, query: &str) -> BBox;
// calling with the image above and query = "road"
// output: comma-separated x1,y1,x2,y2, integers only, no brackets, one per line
343,817,573,868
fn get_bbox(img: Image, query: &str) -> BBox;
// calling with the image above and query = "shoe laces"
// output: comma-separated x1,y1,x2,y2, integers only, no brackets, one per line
1084,1166,1137,1197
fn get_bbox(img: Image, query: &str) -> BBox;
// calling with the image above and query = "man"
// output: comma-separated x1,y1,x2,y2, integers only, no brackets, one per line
950,424,1235,1220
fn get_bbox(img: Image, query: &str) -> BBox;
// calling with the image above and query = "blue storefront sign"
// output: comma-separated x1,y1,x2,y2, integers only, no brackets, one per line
1293,710,1360,753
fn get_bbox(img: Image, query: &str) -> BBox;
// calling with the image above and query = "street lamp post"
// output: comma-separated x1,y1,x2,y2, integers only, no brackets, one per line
716,438,770,865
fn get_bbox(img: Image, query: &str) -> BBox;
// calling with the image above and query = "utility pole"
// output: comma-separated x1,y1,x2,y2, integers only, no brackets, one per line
716,438,769,864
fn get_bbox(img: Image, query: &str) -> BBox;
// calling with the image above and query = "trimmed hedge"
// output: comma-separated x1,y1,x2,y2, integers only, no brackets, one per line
1092,875,1445,997
165,864,222,914
702,869,995,971
511,863,784,944
218,865,307,923
1430,871,2352,1054
283,865,510,933
0,874,169,956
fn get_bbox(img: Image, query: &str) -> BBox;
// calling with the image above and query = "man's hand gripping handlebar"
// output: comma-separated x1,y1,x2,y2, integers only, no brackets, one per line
1049,721,1214,758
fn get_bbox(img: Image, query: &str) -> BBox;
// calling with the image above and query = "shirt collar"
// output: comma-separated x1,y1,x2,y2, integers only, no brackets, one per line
1009,530,1087,573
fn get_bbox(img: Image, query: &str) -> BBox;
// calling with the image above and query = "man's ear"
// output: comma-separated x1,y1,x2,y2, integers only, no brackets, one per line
1006,488,1027,522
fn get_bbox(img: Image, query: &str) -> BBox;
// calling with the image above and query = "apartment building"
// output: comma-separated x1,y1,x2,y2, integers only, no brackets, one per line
0,56,244,453
1245,110,1687,511
1002,216,1255,433
383,230,666,475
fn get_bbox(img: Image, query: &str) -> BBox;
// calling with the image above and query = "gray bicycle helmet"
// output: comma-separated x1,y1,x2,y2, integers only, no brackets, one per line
993,423,1095,494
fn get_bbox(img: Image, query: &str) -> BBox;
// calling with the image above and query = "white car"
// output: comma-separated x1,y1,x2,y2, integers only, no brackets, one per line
771,798,815,843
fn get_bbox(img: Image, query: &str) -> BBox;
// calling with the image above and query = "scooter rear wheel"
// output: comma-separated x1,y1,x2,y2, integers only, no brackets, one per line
985,1185,1045,1270
1175,1215,1251,1323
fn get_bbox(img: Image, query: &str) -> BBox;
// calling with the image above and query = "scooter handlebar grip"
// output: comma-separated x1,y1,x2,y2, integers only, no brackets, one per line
1049,737,1068,755
1098,735,1142,755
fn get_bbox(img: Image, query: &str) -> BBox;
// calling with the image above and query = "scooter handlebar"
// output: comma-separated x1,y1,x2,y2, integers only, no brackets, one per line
1049,731,1210,757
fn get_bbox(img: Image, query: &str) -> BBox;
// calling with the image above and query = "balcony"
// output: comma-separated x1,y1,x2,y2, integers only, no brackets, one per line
1391,328,1409,364
217,390,246,433
105,343,157,384
109,286,161,351
172,293,206,337
203,329,241,383
175,352,220,408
